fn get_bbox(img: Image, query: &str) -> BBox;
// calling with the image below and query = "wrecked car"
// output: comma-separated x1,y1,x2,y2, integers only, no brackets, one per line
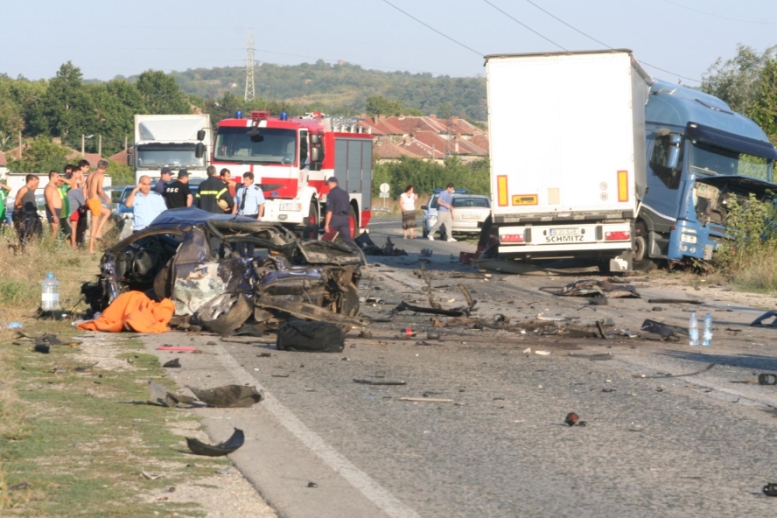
83,208,366,333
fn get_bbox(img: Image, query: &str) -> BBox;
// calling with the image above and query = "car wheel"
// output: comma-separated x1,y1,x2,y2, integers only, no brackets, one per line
348,206,361,238
303,202,318,240
195,293,252,335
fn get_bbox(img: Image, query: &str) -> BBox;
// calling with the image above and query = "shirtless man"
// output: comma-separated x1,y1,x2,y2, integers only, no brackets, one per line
44,170,69,238
69,160,89,248
84,160,112,254
13,174,41,244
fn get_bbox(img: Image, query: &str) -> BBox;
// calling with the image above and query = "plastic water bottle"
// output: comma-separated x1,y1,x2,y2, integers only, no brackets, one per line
41,272,60,310
702,312,713,347
688,312,699,346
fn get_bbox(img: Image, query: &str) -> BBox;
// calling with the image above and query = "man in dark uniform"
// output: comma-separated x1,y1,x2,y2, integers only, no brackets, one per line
324,176,353,241
196,165,233,214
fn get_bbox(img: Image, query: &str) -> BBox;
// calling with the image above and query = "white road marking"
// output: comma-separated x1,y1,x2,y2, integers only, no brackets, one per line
213,345,421,518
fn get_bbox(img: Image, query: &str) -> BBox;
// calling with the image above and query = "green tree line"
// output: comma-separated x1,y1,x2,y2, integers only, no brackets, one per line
372,156,490,199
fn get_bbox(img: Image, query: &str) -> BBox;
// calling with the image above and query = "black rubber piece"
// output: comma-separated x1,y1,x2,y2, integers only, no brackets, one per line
758,373,777,386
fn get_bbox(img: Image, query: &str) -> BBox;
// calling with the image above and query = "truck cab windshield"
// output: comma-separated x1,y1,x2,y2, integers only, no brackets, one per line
215,127,296,164
136,143,203,169
689,141,770,181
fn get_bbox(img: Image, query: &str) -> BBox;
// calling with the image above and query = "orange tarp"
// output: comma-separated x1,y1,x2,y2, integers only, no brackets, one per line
77,291,175,333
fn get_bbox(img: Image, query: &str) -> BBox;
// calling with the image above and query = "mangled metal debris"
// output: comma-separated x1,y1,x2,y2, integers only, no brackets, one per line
186,428,245,457
188,384,263,408
82,208,366,332
148,381,197,408
541,279,640,298
355,233,408,256
640,319,688,341
276,321,345,352
564,412,587,427
751,311,777,327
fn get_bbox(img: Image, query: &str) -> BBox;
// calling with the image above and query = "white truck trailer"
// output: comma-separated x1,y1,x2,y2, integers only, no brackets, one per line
130,114,212,183
484,50,651,272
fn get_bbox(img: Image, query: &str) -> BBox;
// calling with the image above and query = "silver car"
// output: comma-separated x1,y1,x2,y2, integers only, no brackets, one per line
422,194,491,238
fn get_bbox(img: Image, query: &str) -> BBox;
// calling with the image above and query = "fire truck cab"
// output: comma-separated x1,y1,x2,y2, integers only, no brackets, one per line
212,110,373,238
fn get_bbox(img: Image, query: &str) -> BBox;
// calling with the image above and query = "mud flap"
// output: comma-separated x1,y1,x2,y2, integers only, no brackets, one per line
609,251,633,273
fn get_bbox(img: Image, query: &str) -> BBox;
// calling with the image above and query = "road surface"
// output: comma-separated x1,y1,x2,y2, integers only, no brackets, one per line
146,217,777,517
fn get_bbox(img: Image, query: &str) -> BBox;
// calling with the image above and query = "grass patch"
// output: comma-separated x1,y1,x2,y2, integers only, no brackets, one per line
0,332,229,516
714,193,777,292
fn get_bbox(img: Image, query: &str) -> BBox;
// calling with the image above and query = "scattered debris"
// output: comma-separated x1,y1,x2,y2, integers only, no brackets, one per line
188,385,263,408
535,351,551,356
356,234,408,256
540,279,640,298
564,412,587,427
751,311,777,327
7,482,32,491
420,248,433,258
763,483,777,497
758,373,777,386
602,387,616,393
74,362,99,372
186,428,245,457
647,298,702,304
353,379,407,386
632,363,716,379
157,346,199,352
640,319,688,340
426,331,441,340
393,301,467,318
163,358,181,368
400,397,454,403
141,470,163,481
33,344,50,354
307,481,318,488
148,381,197,408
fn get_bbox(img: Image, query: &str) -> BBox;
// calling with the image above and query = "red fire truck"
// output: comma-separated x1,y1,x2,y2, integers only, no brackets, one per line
212,110,373,238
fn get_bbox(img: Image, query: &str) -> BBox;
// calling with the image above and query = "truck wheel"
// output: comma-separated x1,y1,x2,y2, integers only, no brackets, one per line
303,202,318,240
632,222,656,271
422,223,428,238
348,206,361,238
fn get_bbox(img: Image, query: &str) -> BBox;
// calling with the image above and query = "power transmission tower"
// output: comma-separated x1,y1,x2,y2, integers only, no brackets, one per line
245,29,256,101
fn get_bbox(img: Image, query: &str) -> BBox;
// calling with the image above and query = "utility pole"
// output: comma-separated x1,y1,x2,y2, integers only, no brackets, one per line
81,134,85,155
18,131,21,158
244,29,256,101
124,136,128,152
98,135,102,157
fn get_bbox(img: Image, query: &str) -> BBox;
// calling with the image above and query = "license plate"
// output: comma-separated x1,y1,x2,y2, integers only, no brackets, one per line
461,213,480,219
549,227,581,236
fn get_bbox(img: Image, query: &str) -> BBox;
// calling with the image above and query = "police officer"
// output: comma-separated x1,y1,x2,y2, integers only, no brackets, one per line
196,165,233,214
232,172,265,219
324,176,353,241
233,172,265,257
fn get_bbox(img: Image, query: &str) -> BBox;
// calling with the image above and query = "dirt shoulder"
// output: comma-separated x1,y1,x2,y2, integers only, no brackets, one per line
0,325,276,517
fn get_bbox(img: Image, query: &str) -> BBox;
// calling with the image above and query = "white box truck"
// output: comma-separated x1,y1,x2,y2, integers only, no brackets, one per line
484,50,651,272
130,114,212,183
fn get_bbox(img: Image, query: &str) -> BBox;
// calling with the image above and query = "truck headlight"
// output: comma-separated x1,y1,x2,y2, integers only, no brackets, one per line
280,203,302,211
681,233,698,244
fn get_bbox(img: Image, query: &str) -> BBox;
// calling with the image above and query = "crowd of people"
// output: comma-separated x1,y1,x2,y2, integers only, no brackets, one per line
3,159,114,253
0,161,359,254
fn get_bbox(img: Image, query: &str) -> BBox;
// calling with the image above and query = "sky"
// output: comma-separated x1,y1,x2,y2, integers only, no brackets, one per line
2,0,776,85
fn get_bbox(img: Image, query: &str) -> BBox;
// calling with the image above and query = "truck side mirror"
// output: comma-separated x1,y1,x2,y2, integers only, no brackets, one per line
667,134,682,170
195,142,205,159
310,147,323,163
197,129,206,141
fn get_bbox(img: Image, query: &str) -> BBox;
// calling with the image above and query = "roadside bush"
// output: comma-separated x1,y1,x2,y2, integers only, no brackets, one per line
373,156,490,198
715,192,777,291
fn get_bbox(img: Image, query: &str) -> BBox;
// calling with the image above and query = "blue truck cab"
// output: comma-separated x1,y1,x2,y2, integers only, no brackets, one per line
638,80,777,263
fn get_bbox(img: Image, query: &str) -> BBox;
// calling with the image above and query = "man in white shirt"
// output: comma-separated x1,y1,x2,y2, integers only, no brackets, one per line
232,172,266,257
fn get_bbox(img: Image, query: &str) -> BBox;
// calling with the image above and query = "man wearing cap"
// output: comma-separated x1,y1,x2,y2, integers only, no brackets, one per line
324,177,353,241
164,169,193,209
197,165,232,214
154,167,173,201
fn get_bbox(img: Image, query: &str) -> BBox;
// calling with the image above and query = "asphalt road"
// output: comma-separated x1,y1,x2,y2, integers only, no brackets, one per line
146,217,777,518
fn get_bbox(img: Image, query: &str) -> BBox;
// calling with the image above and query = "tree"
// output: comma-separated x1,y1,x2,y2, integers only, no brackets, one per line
86,80,146,156
28,62,94,141
135,70,191,114
7,135,70,174
748,59,777,143
702,44,777,115
365,96,403,117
